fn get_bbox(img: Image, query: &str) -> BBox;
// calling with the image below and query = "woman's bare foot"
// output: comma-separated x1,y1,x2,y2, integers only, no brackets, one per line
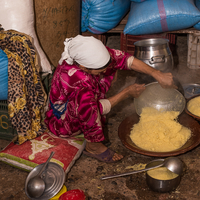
85,141,123,161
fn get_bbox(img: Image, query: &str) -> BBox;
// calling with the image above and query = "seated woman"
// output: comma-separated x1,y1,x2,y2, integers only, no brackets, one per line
45,35,175,163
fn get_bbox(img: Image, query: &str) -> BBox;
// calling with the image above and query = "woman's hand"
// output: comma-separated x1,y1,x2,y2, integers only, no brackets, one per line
127,83,146,98
130,58,177,89
152,71,177,89
108,83,145,108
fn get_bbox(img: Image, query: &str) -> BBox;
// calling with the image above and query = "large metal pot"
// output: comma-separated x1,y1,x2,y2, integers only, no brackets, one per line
134,38,174,72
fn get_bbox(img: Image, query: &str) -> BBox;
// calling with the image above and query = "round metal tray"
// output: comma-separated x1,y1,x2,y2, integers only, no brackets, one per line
118,112,200,157
183,83,200,99
25,162,65,200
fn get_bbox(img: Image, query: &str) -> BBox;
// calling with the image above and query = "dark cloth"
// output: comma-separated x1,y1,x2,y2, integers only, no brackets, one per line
0,30,46,144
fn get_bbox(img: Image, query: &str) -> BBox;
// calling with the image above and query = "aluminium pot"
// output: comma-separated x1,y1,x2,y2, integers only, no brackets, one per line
145,159,181,193
134,38,174,73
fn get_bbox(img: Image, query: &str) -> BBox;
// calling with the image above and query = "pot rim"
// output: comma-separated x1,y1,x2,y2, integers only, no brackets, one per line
134,38,170,47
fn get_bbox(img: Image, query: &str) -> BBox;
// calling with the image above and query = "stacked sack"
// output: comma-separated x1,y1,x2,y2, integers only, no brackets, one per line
81,0,130,34
131,0,146,2
124,0,200,35
0,0,52,73
194,0,200,30
0,0,52,100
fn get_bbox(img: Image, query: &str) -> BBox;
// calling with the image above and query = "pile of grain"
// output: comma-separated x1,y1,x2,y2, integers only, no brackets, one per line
187,96,200,117
130,107,191,152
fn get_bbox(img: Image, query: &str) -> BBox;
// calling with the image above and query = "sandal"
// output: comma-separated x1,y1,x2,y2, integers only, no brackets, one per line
83,148,122,163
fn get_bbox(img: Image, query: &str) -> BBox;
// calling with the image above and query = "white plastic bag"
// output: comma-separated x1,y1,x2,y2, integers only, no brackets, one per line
0,0,52,73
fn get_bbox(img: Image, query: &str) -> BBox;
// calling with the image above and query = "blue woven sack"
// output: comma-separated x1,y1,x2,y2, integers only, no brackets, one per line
124,0,200,35
0,49,8,100
194,0,200,30
81,0,130,34
131,0,146,2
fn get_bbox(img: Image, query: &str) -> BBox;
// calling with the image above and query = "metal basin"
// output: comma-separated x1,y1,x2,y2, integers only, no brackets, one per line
134,38,173,72
134,82,186,116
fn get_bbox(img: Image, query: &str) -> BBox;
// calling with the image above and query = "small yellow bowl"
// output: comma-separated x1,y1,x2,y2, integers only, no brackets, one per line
50,185,67,200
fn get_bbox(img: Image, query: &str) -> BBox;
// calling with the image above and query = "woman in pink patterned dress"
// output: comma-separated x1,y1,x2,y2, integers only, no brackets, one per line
45,35,175,163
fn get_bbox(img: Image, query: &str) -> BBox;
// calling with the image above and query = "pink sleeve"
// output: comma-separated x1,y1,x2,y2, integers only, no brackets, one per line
100,75,114,94
99,47,133,90
106,47,132,70
76,88,105,142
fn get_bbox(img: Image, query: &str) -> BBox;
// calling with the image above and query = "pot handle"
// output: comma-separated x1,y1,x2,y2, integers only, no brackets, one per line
149,55,165,64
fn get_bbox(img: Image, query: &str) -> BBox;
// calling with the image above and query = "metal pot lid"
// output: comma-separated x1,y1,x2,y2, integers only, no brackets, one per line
183,83,200,99
25,162,65,200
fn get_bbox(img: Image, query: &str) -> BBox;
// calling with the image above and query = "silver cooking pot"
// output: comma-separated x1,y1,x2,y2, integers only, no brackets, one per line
134,38,174,72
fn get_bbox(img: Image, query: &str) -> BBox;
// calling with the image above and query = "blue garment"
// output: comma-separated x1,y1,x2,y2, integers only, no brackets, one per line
0,49,8,100
50,100,68,119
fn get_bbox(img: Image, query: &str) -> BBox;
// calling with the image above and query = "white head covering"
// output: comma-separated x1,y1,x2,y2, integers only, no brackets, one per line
58,35,110,69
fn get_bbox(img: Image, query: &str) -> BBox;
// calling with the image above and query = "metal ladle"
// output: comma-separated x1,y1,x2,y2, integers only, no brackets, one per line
27,151,55,198
100,157,183,180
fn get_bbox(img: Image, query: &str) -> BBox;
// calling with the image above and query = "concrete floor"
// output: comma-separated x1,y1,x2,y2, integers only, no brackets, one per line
1,34,200,200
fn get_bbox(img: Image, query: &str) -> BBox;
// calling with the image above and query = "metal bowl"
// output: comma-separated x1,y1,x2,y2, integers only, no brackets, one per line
185,94,200,121
134,82,186,116
145,159,181,193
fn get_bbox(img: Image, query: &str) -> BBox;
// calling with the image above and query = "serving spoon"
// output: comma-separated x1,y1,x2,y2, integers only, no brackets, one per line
27,151,55,198
100,157,183,180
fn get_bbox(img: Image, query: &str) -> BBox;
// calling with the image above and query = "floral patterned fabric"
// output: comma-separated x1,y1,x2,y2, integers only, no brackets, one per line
45,47,131,142
0,30,47,145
